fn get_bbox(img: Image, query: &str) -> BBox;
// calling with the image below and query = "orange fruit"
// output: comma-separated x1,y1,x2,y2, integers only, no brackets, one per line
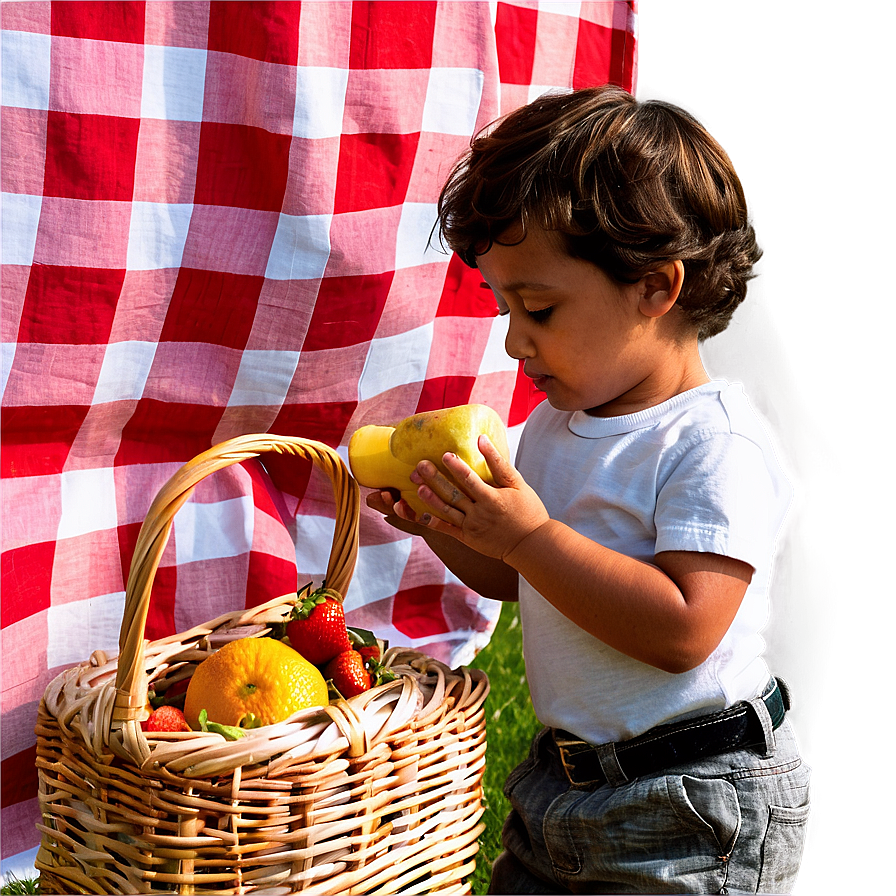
184,637,328,729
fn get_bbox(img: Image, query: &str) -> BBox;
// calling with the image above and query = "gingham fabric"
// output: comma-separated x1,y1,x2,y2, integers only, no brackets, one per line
0,0,637,870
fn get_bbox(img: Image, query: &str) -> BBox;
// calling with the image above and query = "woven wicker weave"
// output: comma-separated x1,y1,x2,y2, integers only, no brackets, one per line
34,434,489,895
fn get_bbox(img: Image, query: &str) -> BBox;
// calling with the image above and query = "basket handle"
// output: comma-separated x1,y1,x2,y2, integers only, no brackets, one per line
112,434,360,729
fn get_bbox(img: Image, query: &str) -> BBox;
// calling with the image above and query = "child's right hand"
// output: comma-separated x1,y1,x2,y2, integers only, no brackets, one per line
365,488,430,537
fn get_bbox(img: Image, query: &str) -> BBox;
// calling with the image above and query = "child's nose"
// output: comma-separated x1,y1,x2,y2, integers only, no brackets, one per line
504,315,534,360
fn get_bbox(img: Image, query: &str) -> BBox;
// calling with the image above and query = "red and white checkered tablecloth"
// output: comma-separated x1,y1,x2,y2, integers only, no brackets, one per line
0,0,637,871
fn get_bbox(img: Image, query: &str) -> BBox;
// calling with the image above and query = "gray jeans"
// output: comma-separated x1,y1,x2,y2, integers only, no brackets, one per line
489,716,810,894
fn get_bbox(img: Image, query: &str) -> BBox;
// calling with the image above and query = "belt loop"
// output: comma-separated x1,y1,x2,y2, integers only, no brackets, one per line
594,742,629,787
748,686,777,757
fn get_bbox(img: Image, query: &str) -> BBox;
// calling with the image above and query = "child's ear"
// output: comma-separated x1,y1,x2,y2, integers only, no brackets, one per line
638,261,685,319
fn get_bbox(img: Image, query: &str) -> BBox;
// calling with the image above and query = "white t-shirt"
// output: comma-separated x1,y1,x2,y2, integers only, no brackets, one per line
515,380,792,744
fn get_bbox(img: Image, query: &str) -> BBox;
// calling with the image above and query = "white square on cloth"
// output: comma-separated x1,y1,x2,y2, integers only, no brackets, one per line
478,313,517,375
394,203,444,270
1,192,42,266
47,591,127,667
345,538,414,607
93,341,157,404
293,66,349,139
140,44,207,122
228,349,300,407
57,467,119,540
1,30,51,110
421,67,484,136
358,322,433,402
126,201,193,270
174,495,254,563
266,212,332,280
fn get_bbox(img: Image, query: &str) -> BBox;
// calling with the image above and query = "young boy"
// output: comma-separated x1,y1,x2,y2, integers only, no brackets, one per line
367,86,809,894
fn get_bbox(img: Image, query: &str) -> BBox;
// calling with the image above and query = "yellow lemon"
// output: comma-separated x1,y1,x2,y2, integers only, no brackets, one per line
184,637,328,729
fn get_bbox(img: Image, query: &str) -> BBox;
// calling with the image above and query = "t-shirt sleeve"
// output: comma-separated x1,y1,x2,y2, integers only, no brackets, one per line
653,431,790,569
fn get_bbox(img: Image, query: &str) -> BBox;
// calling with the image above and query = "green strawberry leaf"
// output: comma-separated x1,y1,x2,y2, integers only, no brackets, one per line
347,627,378,648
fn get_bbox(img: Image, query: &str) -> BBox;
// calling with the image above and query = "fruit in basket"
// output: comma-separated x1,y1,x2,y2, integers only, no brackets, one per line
184,636,328,729
286,585,352,665
324,649,372,698
141,705,191,732
348,403,510,520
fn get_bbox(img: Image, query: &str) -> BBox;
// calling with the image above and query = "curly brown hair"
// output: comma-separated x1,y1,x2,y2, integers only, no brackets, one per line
436,85,762,339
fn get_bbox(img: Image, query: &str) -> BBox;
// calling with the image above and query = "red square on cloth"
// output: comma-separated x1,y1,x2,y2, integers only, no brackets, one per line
1,746,39,810
415,376,476,413
392,582,449,639
246,552,298,608
160,268,264,349
207,1,300,66
436,254,500,318
116,400,226,466
143,565,178,642
18,264,123,345
349,1,437,70
43,111,140,202
193,121,291,212
508,361,545,427
302,271,394,351
268,401,357,451
494,2,538,86
333,132,420,214
1,406,90,478
574,16,628,88
50,1,146,44
1,541,55,629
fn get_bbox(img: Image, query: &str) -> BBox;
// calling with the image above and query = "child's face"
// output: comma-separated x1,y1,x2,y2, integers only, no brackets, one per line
477,225,691,417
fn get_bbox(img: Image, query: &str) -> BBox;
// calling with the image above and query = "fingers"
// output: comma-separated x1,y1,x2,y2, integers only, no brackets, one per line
365,489,426,535
478,434,518,487
414,459,476,509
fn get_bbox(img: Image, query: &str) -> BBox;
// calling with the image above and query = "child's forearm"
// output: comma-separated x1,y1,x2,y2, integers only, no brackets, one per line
504,520,751,673
419,528,519,601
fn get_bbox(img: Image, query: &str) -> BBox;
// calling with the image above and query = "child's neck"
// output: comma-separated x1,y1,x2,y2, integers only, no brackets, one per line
585,343,709,418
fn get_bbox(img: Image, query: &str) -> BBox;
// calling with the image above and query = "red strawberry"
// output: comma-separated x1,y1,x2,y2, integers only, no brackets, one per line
324,650,371,699
142,705,191,732
358,644,381,665
286,587,351,666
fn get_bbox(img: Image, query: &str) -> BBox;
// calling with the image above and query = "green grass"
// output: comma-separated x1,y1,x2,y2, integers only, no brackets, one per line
2,603,537,896
0,875,39,895
468,601,541,895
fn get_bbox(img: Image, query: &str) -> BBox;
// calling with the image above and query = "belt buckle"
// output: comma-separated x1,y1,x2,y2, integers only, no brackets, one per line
553,731,605,789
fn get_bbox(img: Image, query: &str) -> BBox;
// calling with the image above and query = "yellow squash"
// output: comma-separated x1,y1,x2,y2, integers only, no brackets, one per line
348,404,510,520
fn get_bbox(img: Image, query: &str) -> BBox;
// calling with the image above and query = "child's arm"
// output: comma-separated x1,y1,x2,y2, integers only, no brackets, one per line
364,489,519,601
412,436,753,674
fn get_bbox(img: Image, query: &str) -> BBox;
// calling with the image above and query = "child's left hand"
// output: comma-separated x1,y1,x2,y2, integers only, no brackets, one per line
410,434,549,560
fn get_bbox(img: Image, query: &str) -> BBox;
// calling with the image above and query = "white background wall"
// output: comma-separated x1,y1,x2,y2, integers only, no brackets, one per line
636,1,893,891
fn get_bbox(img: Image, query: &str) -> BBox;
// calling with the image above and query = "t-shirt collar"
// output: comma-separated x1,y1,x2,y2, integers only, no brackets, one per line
567,381,726,438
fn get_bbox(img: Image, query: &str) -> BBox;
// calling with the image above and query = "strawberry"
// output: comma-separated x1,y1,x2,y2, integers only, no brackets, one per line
357,644,381,665
286,586,351,666
141,705,191,733
358,644,398,688
324,649,371,699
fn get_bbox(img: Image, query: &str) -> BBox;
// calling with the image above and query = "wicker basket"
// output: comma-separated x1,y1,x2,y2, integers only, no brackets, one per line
34,434,489,895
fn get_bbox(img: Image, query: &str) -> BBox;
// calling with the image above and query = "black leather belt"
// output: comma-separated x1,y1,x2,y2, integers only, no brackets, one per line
553,677,790,789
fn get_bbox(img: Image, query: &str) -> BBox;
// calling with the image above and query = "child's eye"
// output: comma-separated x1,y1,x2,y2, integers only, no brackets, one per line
527,307,553,323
